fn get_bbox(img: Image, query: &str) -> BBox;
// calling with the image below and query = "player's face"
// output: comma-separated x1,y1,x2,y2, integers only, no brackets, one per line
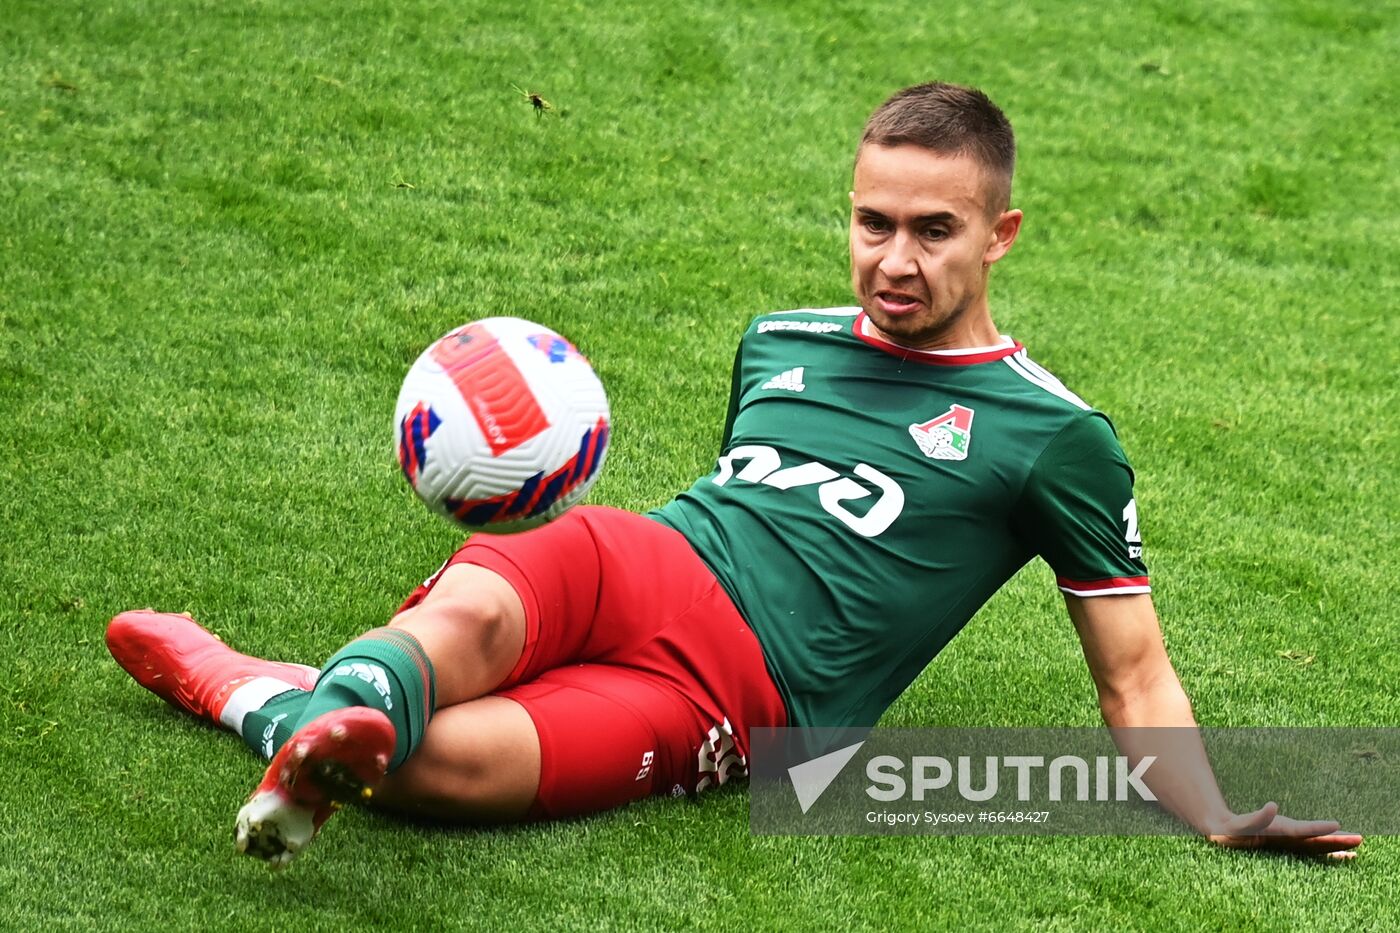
849,145,1022,350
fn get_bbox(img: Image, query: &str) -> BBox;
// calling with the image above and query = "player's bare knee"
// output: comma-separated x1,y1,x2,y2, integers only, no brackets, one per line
397,594,508,654
466,595,518,663
392,566,524,664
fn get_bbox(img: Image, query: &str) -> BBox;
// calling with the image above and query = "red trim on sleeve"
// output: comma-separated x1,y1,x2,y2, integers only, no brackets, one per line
1056,575,1151,596
851,313,1023,365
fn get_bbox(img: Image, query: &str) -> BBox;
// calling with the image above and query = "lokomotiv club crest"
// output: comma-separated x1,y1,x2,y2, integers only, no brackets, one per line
909,404,975,461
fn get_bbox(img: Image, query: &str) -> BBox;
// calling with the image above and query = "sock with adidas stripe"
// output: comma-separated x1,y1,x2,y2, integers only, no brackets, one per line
279,628,436,770
238,688,312,759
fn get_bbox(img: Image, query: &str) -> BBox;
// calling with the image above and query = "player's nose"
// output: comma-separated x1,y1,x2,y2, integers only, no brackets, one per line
877,232,919,278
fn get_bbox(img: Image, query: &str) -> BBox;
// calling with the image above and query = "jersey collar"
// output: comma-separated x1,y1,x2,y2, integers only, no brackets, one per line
852,313,1023,365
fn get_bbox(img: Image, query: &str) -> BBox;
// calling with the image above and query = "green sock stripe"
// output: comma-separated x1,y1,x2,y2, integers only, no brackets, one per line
238,689,310,759
343,627,435,723
306,629,436,770
366,628,435,717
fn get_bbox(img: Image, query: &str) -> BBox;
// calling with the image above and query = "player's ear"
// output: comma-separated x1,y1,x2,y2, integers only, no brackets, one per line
983,209,1023,266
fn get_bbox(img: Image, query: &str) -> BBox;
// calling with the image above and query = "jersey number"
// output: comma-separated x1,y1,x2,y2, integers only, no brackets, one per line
712,445,905,537
1123,499,1142,559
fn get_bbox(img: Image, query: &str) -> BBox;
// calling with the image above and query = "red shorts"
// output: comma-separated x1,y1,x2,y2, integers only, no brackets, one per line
395,506,788,819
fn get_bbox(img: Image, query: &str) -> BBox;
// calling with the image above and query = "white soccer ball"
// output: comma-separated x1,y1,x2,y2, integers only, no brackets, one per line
394,317,610,532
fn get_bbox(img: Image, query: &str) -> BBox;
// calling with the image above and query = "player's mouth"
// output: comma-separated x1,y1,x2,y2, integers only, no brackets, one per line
874,290,923,316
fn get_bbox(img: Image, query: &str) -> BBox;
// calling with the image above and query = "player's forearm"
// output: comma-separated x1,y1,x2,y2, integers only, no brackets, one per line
1099,675,1233,835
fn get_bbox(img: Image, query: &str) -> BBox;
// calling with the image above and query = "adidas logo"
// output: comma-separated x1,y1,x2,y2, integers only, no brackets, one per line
332,662,394,711
762,367,806,393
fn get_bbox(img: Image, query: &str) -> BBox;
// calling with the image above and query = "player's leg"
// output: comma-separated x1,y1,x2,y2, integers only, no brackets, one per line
382,561,528,707
230,562,535,865
106,559,530,756
279,560,526,775
371,696,540,823
231,510,620,865
373,665,703,824
256,506,785,840
236,656,755,862
112,507,768,862
234,687,541,866
109,511,596,866
105,609,320,754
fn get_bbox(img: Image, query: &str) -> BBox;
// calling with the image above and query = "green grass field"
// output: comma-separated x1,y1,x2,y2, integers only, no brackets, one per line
3,0,1398,928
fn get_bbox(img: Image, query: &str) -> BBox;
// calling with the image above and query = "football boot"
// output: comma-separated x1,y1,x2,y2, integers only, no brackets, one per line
106,609,318,728
234,707,395,868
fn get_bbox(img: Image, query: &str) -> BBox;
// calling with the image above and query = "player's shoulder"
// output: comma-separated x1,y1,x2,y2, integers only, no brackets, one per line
989,346,1132,453
992,347,1135,473
743,306,861,338
995,346,1097,415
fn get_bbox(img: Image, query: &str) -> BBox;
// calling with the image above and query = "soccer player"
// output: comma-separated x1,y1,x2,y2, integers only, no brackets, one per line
107,82,1361,866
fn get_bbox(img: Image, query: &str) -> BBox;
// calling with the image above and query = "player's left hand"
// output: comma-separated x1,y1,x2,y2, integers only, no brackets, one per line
1206,802,1362,860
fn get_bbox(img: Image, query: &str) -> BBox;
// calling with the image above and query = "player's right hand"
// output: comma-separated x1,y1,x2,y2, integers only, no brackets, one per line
1206,801,1362,860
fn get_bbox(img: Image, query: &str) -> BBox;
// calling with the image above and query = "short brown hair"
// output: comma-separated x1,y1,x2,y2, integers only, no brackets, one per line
859,82,1016,214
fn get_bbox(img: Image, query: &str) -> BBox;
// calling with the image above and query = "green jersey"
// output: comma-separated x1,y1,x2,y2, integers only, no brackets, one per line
650,308,1149,729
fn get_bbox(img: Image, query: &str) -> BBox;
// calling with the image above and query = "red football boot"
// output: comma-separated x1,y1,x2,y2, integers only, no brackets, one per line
234,707,395,868
106,610,318,729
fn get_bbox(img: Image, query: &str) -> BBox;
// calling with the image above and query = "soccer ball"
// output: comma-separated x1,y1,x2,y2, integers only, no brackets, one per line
394,317,610,532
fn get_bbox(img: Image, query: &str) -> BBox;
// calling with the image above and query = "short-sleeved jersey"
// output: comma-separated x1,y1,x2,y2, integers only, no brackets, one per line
649,308,1149,729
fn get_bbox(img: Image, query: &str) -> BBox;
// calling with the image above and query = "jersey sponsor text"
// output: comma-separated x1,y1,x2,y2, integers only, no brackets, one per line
713,445,904,537
758,320,843,334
